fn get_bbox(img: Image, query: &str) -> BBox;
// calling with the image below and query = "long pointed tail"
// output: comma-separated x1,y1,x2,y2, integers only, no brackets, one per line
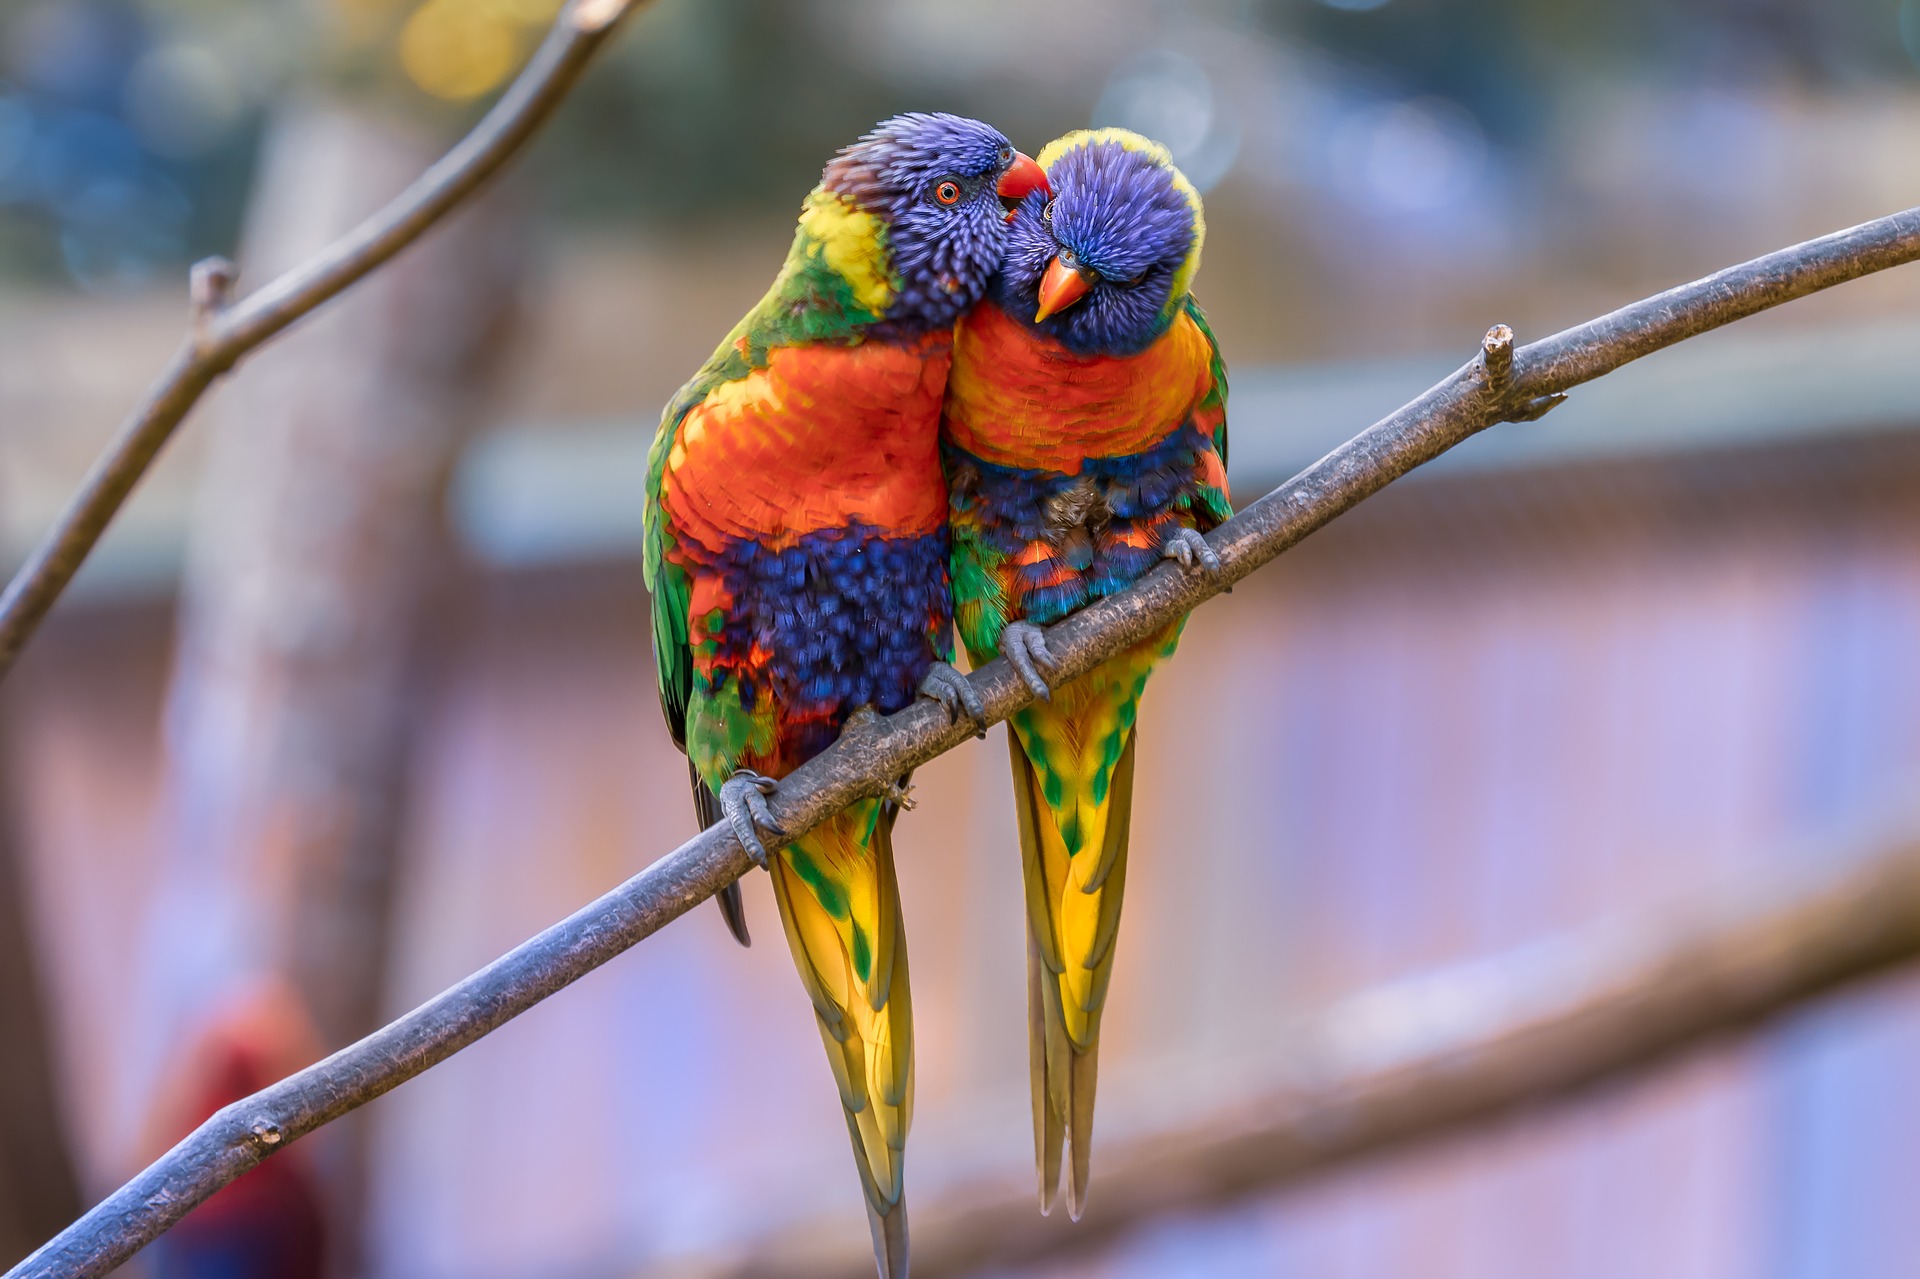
1008,693,1139,1221
768,798,914,1277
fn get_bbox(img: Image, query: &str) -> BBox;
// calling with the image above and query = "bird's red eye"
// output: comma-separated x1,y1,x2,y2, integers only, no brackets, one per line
934,180,962,206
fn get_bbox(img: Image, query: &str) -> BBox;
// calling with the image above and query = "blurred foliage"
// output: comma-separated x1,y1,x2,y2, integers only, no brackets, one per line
0,0,910,285
0,0,1917,289
526,0,901,224
1267,0,1913,142
0,0,266,284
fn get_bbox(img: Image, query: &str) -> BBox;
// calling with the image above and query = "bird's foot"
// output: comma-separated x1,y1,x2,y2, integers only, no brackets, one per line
917,661,987,737
999,620,1056,702
1161,526,1222,576
719,769,783,869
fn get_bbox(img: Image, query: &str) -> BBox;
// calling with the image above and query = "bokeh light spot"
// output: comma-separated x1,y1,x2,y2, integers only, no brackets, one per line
1093,51,1242,193
125,44,243,159
1097,52,1214,157
56,168,189,291
400,0,520,101
1330,97,1487,214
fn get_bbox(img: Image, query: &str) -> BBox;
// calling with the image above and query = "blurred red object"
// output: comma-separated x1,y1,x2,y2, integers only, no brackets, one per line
143,981,326,1279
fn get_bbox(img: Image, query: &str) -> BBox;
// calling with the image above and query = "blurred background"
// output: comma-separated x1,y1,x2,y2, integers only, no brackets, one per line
5,0,1920,1275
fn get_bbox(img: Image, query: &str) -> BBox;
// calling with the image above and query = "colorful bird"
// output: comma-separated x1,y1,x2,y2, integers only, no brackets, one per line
941,129,1229,1220
644,113,1047,1277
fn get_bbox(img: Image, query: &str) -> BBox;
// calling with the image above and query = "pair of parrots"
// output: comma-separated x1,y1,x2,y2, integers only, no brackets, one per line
643,113,1229,1278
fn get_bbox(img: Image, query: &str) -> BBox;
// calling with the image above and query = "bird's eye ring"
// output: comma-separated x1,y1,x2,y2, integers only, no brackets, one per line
997,145,1014,165
934,179,963,206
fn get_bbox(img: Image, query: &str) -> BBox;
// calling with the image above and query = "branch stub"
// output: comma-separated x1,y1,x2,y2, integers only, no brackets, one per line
189,257,239,357
1481,323,1515,395
189,258,237,320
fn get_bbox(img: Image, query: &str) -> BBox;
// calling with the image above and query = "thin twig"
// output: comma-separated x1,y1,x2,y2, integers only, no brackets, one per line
10,209,1920,1279
721,829,1920,1277
0,0,649,682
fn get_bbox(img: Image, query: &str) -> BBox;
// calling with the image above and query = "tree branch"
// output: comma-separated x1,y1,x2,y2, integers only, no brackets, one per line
0,0,649,683
722,827,1920,1278
9,209,1920,1279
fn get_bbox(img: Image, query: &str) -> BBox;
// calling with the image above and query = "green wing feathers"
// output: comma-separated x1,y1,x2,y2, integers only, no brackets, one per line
641,183,920,1264
1006,632,1169,1219
1184,296,1230,473
644,190,893,945
643,479,693,754
642,185,897,761
767,799,914,1277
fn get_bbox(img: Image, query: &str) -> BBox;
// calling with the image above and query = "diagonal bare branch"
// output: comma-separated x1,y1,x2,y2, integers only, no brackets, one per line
9,207,1920,1279
0,0,650,683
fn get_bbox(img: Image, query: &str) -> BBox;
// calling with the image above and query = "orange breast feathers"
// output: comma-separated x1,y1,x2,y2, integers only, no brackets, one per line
943,300,1215,472
661,338,952,551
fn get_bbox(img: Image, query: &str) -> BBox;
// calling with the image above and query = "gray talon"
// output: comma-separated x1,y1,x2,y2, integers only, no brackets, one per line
1000,621,1056,702
1162,527,1221,575
720,769,782,869
918,661,987,736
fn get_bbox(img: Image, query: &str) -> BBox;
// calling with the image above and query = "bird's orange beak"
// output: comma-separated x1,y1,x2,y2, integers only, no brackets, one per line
1034,256,1094,322
996,151,1049,219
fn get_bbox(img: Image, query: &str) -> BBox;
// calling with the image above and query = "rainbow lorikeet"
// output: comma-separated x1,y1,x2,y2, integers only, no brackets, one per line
941,129,1229,1219
644,113,1047,1277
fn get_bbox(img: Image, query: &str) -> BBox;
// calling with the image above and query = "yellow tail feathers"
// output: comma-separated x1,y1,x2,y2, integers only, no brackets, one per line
1009,696,1140,1221
767,799,914,1277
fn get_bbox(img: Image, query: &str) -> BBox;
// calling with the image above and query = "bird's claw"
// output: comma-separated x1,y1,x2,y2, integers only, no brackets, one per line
999,621,1056,702
720,769,783,869
1162,527,1222,576
917,661,988,737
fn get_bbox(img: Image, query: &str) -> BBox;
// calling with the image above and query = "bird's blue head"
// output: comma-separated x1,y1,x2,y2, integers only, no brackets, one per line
992,129,1206,357
819,112,1048,338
